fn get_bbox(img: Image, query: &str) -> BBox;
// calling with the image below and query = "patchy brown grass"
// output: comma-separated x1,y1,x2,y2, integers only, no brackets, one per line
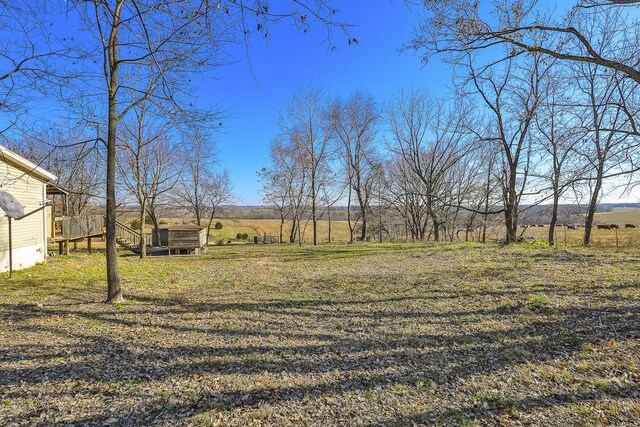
1,243,639,426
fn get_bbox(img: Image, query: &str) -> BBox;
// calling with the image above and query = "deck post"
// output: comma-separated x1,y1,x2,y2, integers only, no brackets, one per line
58,241,63,255
65,240,70,256
87,237,92,255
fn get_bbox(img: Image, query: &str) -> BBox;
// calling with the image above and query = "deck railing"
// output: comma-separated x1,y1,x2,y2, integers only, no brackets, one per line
114,219,142,247
52,215,146,249
53,215,105,241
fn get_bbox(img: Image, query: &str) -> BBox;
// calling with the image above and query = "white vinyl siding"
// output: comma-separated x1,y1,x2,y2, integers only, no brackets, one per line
0,159,48,272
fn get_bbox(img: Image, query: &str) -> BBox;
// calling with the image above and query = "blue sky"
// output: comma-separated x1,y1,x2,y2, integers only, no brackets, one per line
200,3,449,205
4,0,634,205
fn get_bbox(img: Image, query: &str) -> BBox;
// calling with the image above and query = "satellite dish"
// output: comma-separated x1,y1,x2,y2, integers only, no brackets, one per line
0,191,24,219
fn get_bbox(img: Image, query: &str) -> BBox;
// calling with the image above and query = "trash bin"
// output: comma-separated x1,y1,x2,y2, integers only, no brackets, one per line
253,236,259,244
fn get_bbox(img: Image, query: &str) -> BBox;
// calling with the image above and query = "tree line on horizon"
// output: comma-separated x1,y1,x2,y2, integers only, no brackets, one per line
260,1,640,247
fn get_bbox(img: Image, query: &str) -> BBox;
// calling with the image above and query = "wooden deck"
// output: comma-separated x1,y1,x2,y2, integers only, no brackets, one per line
49,215,204,256
49,215,105,243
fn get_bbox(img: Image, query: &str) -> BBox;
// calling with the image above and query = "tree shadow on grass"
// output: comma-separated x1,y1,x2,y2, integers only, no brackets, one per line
370,384,640,426
1,286,639,425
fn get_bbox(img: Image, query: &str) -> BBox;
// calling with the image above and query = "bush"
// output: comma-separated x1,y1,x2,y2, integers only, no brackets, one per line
214,221,223,229
242,233,248,240
131,215,154,230
236,232,243,240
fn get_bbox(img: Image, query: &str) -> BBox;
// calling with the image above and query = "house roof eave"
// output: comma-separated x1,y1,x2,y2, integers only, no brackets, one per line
0,145,57,182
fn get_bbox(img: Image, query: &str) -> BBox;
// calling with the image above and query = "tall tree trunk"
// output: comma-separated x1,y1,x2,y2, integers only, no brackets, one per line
428,194,440,242
378,186,383,243
404,196,409,241
356,188,367,242
149,210,161,247
361,215,367,242
584,87,605,247
106,98,122,303
327,205,331,243
431,216,440,242
482,219,487,243
311,175,317,246
289,217,297,243
206,208,216,244
504,170,518,244
504,201,517,244
465,212,477,242
312,214,317,245
548,191,559,246
347,186,354,243
139,201,147,258
420,218,428,240
583,170,604,246
105,1,123,304
482,159,493,244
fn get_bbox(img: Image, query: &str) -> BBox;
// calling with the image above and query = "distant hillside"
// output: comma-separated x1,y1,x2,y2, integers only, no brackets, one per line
99,202,640,225
221,203,640,223
594,207,640,225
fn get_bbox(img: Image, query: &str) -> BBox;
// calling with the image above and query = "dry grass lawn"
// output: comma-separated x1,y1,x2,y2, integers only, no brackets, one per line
1,243,639,426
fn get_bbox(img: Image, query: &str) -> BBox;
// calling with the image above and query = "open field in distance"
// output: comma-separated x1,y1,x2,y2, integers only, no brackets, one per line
53,207,640,255
207,218,353,243
595,207,640,226
204,207,640,248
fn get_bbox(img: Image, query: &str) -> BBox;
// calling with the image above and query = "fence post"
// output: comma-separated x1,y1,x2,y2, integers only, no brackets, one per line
615,227,619,250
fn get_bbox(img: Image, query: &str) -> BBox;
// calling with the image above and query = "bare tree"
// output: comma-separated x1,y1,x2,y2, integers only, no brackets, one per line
263,136,310,244
173,131,234,242
64,0,349,302
385,156,431,241
477,141,501,243
534,67,584,245
574,62,635,245
0,2,73,134
410,1,640,242
328,92,380,242
280,86,332,245
388,90,471,241
67,1,219,302
203,170,235,242
466,53,548,243
117,94,183,258
258,164,290,244
412,0,640,84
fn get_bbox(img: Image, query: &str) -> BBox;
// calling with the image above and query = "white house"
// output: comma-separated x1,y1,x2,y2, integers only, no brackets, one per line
0,145,57,273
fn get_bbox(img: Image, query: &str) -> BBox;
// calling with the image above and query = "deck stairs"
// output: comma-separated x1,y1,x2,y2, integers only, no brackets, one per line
114,220,142,252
